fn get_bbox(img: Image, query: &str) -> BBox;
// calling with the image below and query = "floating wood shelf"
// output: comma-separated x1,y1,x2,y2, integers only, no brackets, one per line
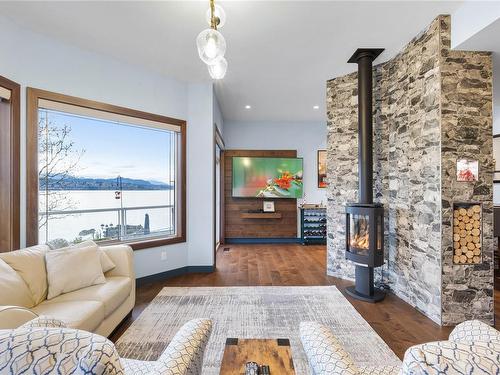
240,211,282,219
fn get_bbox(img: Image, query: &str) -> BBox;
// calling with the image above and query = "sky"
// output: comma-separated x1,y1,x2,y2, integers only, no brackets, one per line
39,109,175,184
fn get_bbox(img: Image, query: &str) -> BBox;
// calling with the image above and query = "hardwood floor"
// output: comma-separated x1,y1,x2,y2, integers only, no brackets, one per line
110,244,499,360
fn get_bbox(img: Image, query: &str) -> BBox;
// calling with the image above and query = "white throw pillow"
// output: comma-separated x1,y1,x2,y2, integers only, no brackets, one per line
71,240,116,273
51,240,116,273
45,246,106,300
0,245,50,305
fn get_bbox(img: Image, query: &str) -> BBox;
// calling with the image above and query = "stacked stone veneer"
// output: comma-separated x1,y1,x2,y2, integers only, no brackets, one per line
326,15,494,325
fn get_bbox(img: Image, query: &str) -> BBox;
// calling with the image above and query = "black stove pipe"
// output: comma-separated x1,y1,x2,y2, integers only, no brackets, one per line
348,49,384,204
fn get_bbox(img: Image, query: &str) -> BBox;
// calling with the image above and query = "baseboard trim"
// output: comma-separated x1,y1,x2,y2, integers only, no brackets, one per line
225,238,302,244
136,265,215,286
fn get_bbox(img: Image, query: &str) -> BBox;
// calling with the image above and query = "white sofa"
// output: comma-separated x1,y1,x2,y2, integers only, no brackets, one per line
300,320,500,374
0,243,135,337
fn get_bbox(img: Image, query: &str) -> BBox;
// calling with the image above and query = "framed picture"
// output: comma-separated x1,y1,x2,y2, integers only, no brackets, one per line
318,150,328,188
263,201,275,212
457,159,479,182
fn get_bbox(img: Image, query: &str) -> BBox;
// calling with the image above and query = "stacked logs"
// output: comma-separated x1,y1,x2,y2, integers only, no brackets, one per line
453,205,481,264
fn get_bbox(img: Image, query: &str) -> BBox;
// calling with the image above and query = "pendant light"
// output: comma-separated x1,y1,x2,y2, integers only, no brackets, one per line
197,0,227,79
208,56,228,80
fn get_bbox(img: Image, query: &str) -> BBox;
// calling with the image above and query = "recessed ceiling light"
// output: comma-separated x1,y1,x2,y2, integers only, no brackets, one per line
313,105,319,110
245,105,251,109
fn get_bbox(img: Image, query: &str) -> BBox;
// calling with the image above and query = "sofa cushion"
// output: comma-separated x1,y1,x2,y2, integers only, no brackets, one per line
0,258,35,308
46,276,132,318
66,240,116,273
0,244,49,305
32,300,105,332
46,245,106,300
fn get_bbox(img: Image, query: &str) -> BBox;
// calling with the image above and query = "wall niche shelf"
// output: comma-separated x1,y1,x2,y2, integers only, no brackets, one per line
240,211,282,219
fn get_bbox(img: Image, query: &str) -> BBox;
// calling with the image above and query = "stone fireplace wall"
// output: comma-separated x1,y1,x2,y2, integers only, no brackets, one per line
326,15,494,325
439,19,494,324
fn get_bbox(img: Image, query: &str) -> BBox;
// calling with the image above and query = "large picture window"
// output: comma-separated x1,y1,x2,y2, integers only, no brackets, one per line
27,89,186,250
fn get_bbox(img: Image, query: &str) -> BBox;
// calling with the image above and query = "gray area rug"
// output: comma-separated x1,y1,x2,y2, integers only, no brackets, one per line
115,286,401,374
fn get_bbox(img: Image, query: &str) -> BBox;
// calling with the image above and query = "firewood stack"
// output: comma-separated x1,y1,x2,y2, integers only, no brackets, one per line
453,205,481,264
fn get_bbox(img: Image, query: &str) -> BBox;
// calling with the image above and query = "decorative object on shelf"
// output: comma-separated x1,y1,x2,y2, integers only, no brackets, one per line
317,150,328,188
453,203,482,264
196,0,228,79
263,201,275,212
456,159,479,181
300,206,327,245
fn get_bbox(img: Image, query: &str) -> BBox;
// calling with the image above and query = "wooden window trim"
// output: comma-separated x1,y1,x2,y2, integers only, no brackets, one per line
26,88,186,250
0,75,20,251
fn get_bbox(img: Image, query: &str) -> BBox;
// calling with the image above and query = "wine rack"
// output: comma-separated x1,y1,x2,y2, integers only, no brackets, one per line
300,206,327,245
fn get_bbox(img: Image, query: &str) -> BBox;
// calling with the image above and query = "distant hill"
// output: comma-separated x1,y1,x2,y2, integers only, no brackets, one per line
39,176,172,191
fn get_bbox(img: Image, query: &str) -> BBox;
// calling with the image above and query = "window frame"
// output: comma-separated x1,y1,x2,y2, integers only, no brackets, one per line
26,88,186,250
0,75,20,252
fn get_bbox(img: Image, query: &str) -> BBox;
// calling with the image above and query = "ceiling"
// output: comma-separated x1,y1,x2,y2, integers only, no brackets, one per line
0,1,478,122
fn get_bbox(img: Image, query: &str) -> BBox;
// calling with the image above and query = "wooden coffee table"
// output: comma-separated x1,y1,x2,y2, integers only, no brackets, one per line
219,338,295,374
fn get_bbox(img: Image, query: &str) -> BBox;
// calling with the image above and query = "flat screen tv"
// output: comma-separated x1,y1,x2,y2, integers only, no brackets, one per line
232,156,303,198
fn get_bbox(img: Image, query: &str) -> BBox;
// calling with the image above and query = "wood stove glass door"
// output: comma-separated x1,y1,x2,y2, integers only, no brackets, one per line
349,213,370,254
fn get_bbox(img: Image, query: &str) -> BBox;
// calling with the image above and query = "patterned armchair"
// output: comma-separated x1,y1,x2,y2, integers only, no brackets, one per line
300,320,500,375
0,316,212,375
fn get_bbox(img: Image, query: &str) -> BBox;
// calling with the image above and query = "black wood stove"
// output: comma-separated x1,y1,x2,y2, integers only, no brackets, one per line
345,48,385,303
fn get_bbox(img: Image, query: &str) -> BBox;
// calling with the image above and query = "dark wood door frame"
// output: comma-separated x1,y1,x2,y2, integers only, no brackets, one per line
0,75,20,251
214,124,225,267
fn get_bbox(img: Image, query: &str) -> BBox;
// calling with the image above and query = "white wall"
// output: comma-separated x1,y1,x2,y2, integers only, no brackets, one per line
187,83,215,267
451,2,500,49
0,16,214,277
224,121,327,207
213,90,224,135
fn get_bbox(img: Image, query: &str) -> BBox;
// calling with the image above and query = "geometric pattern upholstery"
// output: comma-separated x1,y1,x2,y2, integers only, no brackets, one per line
401,339,500,374
449,320,500,344
0,326,125,374
122,319,212,375
402,320,500,375
300,320,500,375
19,316,67,329
0,318,212,375
299,321,400,375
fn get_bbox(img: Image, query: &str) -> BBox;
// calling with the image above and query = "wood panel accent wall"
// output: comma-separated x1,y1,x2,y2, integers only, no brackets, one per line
0,75,20,252
224,150,298,239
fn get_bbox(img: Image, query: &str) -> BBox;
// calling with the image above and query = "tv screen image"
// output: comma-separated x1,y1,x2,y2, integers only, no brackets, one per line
232,156,303,198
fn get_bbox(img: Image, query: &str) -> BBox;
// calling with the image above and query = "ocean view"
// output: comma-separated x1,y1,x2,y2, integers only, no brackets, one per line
39,190,175,244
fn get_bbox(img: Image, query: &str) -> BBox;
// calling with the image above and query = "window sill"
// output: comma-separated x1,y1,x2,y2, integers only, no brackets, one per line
96,235,186,251
129,236,186,250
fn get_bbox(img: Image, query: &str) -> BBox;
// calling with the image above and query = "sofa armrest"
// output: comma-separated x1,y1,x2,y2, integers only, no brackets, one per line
402,340,500,374
300,321,361,375
0,306,38,329
101,244,135,279
155,319,212,374
449,320,500,344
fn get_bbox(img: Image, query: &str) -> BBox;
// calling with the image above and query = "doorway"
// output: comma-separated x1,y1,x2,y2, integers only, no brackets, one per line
214,124,225,265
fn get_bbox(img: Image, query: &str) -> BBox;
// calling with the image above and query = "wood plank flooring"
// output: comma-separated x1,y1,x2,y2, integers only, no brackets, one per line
110,244,499,360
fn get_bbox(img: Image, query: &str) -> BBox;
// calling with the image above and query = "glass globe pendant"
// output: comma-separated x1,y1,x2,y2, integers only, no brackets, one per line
196,28,226,65
208,57,227,80
206,4,226,28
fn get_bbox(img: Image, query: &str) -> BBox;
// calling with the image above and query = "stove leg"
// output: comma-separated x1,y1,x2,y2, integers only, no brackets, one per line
345,265,385,303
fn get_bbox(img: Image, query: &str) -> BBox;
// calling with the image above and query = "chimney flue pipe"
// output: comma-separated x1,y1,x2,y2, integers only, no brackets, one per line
347,49,384,204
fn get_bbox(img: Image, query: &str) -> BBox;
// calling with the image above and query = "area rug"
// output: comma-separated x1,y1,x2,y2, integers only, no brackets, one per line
115,286,401,374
